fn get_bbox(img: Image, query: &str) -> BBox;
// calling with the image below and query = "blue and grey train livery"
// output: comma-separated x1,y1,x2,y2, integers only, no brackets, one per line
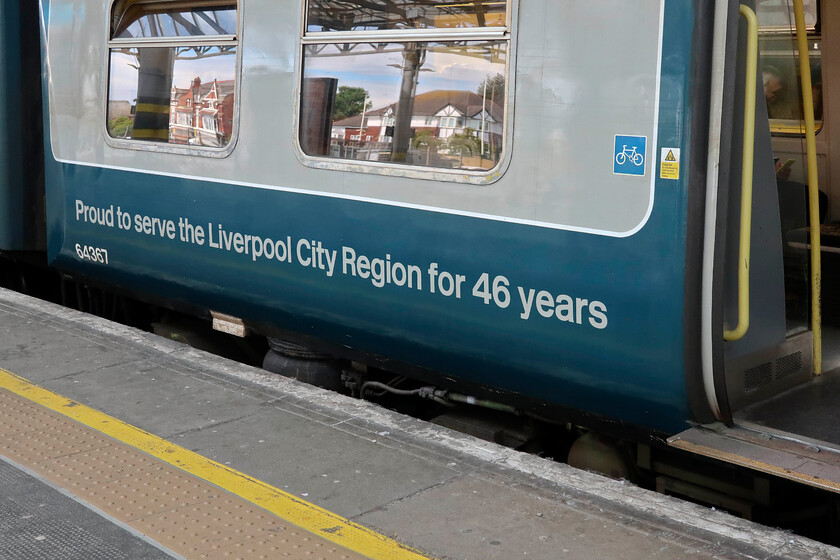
4,0,840,509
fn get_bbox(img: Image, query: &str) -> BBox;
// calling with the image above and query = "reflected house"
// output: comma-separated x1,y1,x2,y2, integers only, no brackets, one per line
170,77,234,147
331,90,503,164
332,114,371,143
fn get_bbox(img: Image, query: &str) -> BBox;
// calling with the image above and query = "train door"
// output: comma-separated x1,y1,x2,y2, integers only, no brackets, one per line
671,0,840,493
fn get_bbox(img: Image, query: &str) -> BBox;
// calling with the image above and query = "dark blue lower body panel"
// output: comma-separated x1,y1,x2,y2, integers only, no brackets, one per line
46,160,691,434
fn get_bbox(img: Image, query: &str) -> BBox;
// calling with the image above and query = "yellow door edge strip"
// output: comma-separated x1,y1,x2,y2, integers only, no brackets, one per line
0,367,433,560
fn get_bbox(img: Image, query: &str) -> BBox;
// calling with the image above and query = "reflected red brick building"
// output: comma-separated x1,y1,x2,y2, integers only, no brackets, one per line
170,77,235,147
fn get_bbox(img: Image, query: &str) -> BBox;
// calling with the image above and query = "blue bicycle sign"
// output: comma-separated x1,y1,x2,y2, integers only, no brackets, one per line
613,135,647,176
615,145,644,166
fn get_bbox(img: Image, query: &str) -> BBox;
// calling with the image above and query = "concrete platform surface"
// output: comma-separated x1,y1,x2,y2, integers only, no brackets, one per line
0,287,839,560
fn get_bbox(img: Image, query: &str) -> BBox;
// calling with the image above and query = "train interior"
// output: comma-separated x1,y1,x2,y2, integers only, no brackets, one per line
726,1,833,429
673,0,840,492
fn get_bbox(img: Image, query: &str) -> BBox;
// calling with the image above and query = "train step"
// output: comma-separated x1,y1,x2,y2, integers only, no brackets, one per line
669,422,840,493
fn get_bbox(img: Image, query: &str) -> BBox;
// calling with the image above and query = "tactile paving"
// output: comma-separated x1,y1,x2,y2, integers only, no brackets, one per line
0,392,106,458
0,388,371,560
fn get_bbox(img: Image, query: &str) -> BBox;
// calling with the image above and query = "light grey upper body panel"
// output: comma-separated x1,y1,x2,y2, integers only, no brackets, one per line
47,0,665,235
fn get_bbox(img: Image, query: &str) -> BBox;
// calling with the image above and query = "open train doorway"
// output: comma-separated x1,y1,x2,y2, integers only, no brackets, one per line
727,0,840,426
719,0,824,413
672,0,840,494
759,0,827,359
726,0,840,448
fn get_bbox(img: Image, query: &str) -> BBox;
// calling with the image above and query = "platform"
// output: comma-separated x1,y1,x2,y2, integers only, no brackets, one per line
0,287,838,560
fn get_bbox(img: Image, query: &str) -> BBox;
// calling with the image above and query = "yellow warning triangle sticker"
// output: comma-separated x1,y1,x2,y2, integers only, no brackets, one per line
665,150,676,162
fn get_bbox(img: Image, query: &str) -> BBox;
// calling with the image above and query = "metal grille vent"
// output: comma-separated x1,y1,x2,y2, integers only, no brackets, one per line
744,362,773,392
775,352,803,380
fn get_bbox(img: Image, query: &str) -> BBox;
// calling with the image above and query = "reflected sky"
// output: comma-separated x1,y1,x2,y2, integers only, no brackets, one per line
303,43,505,108
109,47,237,102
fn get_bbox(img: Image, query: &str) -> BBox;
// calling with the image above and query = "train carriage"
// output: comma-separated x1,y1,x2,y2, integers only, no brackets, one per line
5,0,840,519
40,0,700,432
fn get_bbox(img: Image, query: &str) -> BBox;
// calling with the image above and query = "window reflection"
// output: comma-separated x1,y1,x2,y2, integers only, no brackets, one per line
300,41,506,171
107,46,236,147
307,0,506,32
114,6,237,38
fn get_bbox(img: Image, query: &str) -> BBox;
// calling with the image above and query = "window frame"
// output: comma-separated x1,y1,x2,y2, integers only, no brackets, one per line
103,0,242,158
294,1,516,185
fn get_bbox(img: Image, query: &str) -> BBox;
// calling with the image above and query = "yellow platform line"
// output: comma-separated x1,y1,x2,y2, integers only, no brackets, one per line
0,367,432,560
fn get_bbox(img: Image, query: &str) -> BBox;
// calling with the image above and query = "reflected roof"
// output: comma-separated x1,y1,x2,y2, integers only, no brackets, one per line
334,89,503,125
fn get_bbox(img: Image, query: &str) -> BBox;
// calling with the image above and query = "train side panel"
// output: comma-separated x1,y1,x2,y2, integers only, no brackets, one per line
41,0,699,433
0,0,44,252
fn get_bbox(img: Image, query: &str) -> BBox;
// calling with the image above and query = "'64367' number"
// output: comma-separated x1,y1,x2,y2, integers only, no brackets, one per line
75,244,109,264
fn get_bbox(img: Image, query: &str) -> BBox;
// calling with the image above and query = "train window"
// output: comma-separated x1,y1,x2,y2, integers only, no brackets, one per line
106,1,238,151
760,38,823,135
306,0,506,32
757,0,823,136
112,2,236,39
757,0,817,32
299,1,509,175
